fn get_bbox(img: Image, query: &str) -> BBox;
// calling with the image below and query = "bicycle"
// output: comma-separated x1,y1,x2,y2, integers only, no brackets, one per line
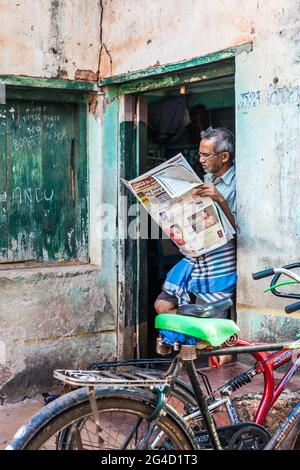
66,263,300,445
6,264,300,450
86,263,300,429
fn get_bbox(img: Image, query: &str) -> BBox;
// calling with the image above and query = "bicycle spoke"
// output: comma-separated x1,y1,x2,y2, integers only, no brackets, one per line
72,426,83,450
15,392,194,450
63,411,151,450
119,417,143,449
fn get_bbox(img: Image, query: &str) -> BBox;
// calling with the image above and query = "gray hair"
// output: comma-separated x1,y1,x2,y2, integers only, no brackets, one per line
200,127,235,161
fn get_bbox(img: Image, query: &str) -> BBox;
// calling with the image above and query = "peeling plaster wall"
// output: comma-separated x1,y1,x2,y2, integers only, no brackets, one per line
1,0,300,395
99,0,256,77
98,0,300,342
0,266,116,399
0,1,118,398
0,0,101,80
235,0,300,337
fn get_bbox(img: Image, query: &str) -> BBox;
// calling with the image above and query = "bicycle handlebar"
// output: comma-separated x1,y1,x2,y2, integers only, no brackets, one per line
252,268,275,280
285,301,300,314
252,267,300,283
253,263,300,313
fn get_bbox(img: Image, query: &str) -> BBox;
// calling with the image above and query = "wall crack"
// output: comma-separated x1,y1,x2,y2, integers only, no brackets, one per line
97,0,113,79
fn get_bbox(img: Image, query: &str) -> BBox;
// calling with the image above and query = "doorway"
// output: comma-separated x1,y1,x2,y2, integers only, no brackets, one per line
135,75,236,357
116,56,238,359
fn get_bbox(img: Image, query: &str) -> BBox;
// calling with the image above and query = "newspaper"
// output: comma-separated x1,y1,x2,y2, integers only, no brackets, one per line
121,153,235,258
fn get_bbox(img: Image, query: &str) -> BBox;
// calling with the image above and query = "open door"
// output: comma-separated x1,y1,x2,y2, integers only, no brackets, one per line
135,96,149,358
119,72,236,361
118,95,148,359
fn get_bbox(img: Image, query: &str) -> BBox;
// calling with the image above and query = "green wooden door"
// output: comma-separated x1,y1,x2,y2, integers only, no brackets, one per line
136,96,149,358
119,95,149,358
0,98,87,262
0,104,7,258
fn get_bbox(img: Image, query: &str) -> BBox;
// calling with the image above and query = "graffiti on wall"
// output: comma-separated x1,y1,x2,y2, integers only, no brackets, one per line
238,84,300,111
12,187,54,205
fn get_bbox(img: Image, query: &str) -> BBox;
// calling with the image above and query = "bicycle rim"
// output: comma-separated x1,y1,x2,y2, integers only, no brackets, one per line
21,394,196,450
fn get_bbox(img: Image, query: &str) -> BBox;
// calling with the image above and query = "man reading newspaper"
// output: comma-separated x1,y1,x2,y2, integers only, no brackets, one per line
154,128,236,364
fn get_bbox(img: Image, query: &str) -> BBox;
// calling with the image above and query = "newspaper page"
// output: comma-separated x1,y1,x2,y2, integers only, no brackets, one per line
121,153,235,258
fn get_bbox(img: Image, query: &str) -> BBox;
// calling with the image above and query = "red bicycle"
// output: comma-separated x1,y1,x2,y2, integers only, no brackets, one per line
190,261,300,427
82,262,300,443
87,262,300,431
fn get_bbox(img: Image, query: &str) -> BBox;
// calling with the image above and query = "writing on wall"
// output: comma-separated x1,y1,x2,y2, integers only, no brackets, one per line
238,83,300,111
12,187,54,205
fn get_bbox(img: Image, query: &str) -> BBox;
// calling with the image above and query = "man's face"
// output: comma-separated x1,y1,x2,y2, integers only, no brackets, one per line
199,138,225,174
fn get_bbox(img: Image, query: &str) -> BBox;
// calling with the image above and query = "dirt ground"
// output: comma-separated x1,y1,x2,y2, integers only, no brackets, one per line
0,399,43,449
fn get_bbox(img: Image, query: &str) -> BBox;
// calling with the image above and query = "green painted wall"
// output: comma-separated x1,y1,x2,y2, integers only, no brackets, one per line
99,90,119,303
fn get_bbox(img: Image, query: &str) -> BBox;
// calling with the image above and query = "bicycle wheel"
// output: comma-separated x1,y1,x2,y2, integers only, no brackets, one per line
292,432,300,450
9,388,197,450
165,378,197,414
281,417,300,450
53,377,199,450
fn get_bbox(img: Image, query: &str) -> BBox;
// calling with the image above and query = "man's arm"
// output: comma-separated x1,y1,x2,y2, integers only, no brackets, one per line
192,183,236,230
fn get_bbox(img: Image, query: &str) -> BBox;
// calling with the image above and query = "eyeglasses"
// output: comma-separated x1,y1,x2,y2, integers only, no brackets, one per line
197,151,223,159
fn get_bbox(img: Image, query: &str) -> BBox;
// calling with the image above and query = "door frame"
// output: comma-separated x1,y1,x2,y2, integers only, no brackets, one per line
100,43,252,360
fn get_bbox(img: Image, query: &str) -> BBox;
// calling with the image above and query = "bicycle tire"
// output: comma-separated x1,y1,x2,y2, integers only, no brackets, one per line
292,431,300,450
8,387,197,450
277,416,300,450
56,379,199,449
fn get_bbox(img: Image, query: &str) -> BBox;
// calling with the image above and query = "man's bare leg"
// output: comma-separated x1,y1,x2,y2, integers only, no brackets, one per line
218,355,233,365
154,299,177,314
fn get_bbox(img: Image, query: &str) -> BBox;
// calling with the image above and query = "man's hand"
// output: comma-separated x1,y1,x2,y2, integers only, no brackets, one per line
192,183,224,204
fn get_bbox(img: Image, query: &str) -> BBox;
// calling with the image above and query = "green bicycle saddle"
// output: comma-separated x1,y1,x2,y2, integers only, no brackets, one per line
155,314,240,347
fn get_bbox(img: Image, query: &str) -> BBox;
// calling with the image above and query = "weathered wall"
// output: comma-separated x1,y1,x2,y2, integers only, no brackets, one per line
98,0,300,342
0,1,120,398
99,0,256,77
1,0,300,397
235,0,300,336
0,93,119,397
0,265,116,399
0,0,101,80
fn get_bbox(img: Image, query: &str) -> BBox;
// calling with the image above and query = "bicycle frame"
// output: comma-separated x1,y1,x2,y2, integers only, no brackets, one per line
89,337,300,427
170,339,300,450
7,263,300,451
216,338,300,425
